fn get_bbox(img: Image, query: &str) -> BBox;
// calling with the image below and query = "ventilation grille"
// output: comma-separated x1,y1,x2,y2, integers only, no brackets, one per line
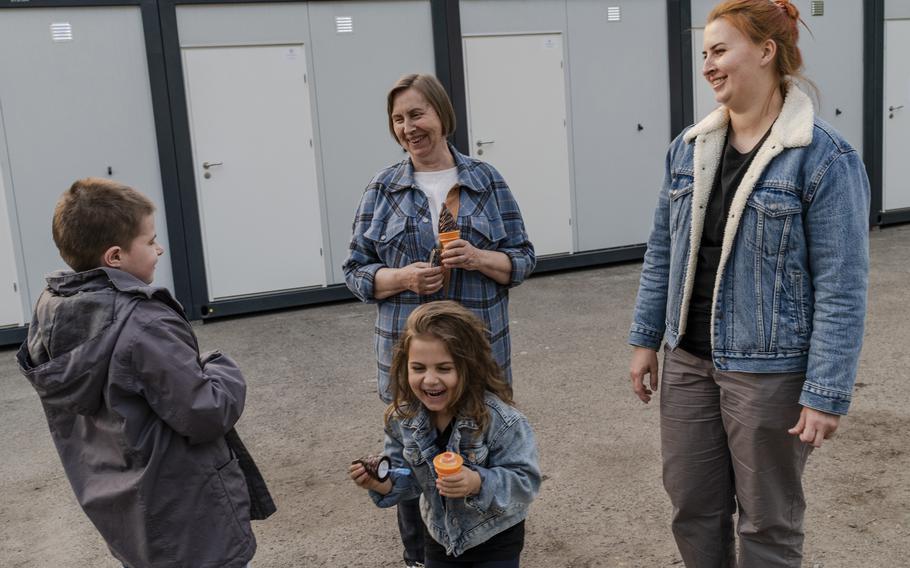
810,1,824,16
335,16,353,33
607,6,621,22
51,22,73,42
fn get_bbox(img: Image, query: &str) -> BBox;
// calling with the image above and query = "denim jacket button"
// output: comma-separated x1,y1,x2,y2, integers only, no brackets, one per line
423,218,429,223
380,234,386,241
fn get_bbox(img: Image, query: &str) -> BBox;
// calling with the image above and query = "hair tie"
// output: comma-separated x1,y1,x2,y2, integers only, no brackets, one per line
772,0,799,20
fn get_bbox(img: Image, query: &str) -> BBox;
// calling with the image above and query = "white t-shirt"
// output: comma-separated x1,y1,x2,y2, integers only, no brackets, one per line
413,167,459,237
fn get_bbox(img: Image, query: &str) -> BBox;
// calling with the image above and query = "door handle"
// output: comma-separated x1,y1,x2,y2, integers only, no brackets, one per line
202,161,223,170
475,140,495,146
889,105,904,112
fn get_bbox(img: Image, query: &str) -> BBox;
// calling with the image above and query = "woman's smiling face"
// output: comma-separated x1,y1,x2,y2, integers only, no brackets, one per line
390,88,449,170
702,17,772,111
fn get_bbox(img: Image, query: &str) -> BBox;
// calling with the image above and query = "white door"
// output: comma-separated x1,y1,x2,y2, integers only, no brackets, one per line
692,27,719,122
183,44,324,300
884,20,910,211
0,171,23,327
463,34,572,257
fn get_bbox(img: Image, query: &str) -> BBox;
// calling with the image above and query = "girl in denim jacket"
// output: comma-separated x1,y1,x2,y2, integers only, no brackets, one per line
350,301,540,567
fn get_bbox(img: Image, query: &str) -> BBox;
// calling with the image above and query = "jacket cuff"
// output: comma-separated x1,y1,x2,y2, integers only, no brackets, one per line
628,324,663,351
503,250,534,288
799,382,852,416
348,263,384,304
368,471,414,508
463,467,495,514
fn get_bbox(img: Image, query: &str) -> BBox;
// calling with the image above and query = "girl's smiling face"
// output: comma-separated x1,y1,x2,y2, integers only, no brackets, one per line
407,334,460,427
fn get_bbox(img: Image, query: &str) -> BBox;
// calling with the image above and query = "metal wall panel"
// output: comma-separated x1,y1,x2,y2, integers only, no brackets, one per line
566,0,670,251
885,0,910,20
460,0,669,252
175,1,434,287
0,6,174,311
306,1,435,284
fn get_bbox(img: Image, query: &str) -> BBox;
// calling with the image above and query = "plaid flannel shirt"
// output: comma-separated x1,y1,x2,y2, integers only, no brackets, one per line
343,145,535,402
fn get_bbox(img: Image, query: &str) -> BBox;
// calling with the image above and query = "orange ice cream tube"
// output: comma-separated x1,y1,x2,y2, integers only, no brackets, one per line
438,230,461,250
433,451,464,478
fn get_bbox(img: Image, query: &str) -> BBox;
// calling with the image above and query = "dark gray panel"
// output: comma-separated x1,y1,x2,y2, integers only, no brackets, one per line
0,6,173,308
307,1,435,284
567,0,671,250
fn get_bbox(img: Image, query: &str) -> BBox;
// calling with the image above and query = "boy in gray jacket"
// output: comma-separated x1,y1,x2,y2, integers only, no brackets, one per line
17,178,257,568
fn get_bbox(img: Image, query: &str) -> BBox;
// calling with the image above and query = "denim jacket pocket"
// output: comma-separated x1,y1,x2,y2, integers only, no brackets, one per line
743,188,803,254
364,215,411,267
669,183,694,235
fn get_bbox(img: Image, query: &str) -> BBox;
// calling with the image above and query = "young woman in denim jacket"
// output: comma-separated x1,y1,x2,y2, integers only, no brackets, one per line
344,74,534,567
628,1,870,566
350,301,540,568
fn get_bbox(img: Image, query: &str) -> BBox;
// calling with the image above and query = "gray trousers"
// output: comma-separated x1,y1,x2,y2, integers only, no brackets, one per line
661,347,814,568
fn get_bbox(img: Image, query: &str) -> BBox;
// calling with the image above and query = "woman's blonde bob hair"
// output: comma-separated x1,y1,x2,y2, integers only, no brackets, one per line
386,74,457,144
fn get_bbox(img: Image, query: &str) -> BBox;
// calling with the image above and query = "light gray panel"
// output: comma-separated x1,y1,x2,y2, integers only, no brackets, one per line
567,0,671,250
792,0,864,153
308,1,435,283
691,0,714,28
0,6,173,309
460,0,567,35
176,3,310,46
886,0,910,20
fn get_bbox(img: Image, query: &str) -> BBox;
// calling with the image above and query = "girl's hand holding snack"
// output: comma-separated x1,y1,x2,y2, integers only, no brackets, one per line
435,468,482,499
349,462,392,495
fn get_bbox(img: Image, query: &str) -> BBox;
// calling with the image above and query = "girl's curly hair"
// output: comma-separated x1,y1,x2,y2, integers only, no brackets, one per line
385,301,513,432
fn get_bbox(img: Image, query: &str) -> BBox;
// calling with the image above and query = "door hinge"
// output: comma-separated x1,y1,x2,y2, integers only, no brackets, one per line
304,73,307,83
319,248,323,256
12,282,17,293
309,139,313,148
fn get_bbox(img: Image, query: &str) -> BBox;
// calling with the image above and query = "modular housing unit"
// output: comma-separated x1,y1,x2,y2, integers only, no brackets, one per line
0,0,904,346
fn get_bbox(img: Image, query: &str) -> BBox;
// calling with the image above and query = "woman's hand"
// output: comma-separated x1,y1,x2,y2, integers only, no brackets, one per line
435,468,482,499
349,462,393,495
441,239,482,271
788,406,841,448
374,263,443,299
630,346,659,403
441,240,512,285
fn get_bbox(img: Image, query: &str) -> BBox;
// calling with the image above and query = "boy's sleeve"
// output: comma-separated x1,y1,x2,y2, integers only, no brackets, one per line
126,310,246,444
369,423,422,507
464,416,540,515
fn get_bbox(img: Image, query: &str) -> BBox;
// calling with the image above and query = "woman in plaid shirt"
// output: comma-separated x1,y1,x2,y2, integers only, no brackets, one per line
343,73,535,568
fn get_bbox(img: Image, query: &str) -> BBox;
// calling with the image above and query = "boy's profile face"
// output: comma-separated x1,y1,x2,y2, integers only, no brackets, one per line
112,214,164,284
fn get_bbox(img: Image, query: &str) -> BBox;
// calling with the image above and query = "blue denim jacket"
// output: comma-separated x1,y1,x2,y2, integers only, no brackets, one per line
343,145,535,402
369,393,540,557
629,85,870,415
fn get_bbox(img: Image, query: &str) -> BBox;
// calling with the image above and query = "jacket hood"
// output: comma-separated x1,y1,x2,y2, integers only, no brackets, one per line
17,268,179,415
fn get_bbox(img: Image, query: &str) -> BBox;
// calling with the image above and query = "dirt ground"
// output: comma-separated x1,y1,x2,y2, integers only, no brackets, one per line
2,224,909,567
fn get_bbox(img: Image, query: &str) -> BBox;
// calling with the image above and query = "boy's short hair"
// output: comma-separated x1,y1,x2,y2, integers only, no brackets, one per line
53,178,156,272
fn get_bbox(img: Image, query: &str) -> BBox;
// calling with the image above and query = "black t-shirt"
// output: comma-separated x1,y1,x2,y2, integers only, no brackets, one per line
680,126,772,357
423,422,525,562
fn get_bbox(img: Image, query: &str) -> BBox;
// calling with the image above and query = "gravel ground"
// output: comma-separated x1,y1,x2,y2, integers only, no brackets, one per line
1,224,908,568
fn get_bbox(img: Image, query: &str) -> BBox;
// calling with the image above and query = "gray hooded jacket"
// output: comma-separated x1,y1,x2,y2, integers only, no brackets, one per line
17,268,254,568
